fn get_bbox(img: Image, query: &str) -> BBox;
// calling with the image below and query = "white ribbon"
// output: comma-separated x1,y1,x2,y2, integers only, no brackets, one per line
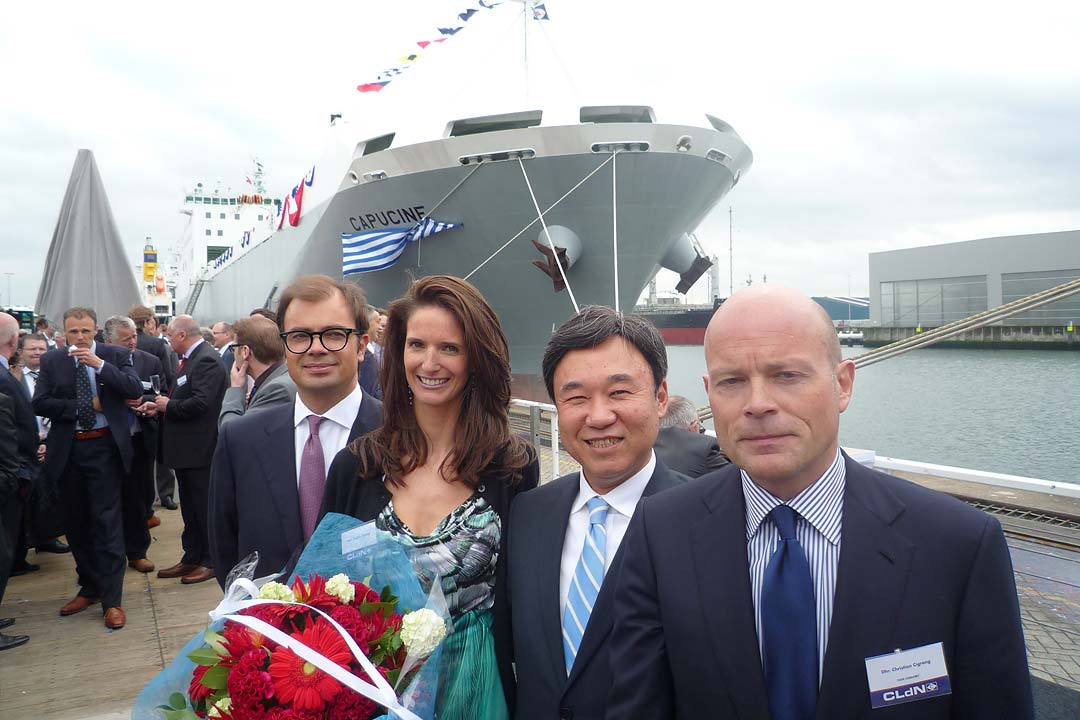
209,579,425,720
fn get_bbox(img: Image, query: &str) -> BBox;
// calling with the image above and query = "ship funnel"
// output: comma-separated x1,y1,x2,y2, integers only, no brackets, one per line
531,225,582,292
662,233,713,294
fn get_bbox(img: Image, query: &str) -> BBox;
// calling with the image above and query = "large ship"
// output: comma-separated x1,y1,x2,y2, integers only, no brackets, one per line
177,6,753,399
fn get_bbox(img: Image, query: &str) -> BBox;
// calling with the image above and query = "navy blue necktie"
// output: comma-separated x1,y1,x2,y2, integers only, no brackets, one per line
75,362,96,430
761,504,818,720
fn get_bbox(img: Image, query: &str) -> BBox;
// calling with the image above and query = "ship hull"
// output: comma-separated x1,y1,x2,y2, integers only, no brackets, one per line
186,122,750,399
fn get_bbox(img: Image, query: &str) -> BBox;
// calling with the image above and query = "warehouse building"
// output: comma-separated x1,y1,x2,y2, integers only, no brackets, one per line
869,230,1080,328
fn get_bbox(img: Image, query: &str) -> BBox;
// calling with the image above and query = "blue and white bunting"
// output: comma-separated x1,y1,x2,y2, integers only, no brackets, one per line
342,218,462,275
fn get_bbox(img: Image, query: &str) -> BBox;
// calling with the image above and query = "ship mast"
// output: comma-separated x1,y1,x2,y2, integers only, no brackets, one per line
729,206,734,296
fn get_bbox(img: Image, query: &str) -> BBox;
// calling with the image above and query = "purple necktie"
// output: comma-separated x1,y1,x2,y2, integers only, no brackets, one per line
298,415,326,540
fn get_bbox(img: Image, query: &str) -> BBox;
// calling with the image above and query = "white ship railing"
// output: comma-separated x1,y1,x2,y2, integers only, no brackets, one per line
510,398,561,480
873,455,1080,499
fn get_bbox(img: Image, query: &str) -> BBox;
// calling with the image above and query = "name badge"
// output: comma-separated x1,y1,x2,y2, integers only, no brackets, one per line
176,375,188,387
341,522,378,557
865,642,951,709
142,381,153,391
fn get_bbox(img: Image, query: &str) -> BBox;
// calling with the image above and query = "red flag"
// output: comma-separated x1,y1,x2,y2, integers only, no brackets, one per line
357,82,388,92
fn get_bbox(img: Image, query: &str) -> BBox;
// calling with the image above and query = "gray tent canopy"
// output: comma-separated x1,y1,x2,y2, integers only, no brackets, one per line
35,149,141,326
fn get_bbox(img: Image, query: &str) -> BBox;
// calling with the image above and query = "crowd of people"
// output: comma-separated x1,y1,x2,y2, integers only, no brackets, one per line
0,275,1034,719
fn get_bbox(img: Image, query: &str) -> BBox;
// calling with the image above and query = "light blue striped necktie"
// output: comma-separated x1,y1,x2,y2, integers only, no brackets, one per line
563,496,610,675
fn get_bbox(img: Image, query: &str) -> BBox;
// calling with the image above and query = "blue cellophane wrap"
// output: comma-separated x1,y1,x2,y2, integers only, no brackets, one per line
132,513,445,720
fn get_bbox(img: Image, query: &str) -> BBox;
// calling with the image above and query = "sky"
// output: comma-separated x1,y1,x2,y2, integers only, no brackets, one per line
2,0,1079,309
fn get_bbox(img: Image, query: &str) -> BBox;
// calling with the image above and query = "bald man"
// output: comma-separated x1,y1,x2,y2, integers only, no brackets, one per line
154,315,226,585
608,286,1032,720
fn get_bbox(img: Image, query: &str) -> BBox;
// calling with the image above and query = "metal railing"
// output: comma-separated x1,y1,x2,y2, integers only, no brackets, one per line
509,398,562,480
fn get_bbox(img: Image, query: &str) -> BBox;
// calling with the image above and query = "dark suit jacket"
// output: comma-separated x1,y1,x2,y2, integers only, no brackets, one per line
136,330,174,391
653,426,730,478
318,441,540,711
607,454,1034,720
161,340,227,469
0,392,21,498
509,461,686,720
32,345,144,481
209,392,384,588
357,349,382,400
130,347,164,455
0,365,39,472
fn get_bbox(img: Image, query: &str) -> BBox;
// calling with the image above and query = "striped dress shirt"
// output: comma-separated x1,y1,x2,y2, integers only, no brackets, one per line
743,449,846,682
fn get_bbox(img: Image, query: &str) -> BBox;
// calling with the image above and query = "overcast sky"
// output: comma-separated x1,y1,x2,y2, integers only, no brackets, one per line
2,0,1079,309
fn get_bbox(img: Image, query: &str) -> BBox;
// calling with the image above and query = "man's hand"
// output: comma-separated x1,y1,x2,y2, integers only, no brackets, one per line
153,395,169,414
230,353,249,388
125,398,142,408
136,401,158,417
92,396,102,412
71,347,104,369
37,443,46,463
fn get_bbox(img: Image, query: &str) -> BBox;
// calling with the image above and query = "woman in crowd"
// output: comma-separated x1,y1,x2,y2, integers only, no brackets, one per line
320,275,538,719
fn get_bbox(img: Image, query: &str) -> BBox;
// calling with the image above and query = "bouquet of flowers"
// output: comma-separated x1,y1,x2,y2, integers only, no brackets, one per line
133,514,450,720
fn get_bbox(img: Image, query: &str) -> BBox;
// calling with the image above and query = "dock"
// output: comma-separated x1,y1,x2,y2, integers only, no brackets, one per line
1,450,1078,719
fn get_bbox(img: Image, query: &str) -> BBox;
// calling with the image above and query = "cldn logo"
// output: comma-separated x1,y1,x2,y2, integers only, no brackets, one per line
883,682,939,703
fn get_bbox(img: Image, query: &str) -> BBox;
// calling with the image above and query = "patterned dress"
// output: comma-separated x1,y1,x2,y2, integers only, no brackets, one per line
377,491,508,720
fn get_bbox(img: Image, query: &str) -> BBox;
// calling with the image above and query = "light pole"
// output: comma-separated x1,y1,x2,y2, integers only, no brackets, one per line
3,272,13,307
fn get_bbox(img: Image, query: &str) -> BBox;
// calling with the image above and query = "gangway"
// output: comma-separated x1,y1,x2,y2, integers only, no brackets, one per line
852,276,1080,368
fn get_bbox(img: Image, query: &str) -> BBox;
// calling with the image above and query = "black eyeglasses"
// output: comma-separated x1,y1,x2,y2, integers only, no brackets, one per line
279,328,358,354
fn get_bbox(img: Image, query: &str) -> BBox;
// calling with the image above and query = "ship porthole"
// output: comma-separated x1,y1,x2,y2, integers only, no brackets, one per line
348,170,360,184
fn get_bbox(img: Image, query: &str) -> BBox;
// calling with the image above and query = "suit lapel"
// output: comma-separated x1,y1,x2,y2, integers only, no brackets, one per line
540,475,579,686
260,408,303,550
690,468,771,719
349,394,382,440
816,460,913,720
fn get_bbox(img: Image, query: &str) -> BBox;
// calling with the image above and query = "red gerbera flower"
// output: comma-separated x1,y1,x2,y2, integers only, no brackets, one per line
189,663,215,703
291,574,340,613
267,619,354,712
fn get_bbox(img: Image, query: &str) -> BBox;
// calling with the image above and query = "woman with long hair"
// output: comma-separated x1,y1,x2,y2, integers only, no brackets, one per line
320,275,538,719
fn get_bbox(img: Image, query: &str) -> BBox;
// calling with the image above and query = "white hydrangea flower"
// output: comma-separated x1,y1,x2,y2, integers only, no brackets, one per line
208,697,232,718
257,581,296,601
325,573,356,604
400,608,447,658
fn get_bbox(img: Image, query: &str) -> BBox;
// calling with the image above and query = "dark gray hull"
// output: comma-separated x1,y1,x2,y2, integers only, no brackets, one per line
184,120,751,396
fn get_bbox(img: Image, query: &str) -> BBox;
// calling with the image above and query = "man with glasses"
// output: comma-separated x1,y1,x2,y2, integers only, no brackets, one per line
209,275,383,589
154,315,227,585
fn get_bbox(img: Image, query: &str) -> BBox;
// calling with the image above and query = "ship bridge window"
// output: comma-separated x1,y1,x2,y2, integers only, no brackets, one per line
205,229,212,236
446,110,543,138
219,213,226,219
205,212,211,219
358,132,395,156
580,106,655,124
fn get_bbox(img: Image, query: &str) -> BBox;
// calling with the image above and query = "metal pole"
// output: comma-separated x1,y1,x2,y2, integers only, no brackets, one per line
728,207,733,296
4,273,13,306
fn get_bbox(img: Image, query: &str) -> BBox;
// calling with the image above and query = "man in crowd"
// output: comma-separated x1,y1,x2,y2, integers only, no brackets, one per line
356,312,382,400
210,275,383,588
607,286,1033,719
32,308,143,630
212,321,236,374
0,392,28,650
16,333,69,559
129,305,178,511
0,313,42,649
653,394,730,478
35,318,57,349
154,315,227,585
219,315,295,427
103,316,163,573
509,306,685,720
366,307,385,368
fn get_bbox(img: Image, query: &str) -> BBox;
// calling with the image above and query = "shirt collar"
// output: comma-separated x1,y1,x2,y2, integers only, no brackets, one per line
0,355,8,369
573,451,657,518
253,362,282,389
185,338,205,358
294,384,364,431
742,448,846,545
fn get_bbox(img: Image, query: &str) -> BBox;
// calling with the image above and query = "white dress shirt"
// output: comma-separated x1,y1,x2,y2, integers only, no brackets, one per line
293,385,364,488
559,451,657,615
744,448,845,681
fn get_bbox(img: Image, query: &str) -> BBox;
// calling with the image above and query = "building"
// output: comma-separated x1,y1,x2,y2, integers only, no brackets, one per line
869,230,1080,328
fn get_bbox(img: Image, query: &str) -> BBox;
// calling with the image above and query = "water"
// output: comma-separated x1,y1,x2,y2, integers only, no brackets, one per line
665,345,1080,485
